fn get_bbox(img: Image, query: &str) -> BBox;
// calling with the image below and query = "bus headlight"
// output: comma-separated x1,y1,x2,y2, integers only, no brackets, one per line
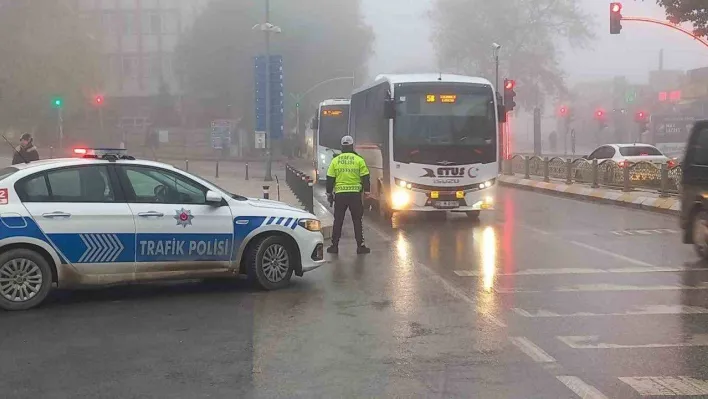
392,190,410,209
478,179,495,189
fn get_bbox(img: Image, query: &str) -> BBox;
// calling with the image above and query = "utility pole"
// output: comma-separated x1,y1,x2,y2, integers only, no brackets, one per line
58,107,64,152
264,0,273,181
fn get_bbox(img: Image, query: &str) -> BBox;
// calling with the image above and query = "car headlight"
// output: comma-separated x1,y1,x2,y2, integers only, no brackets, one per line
298,219,321,232
478,179,495,189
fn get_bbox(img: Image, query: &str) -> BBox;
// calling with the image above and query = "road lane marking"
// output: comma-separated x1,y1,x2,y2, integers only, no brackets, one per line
454,266,703,277
509,336,556,363
611,228,679,236
495,283,708,293
569,240,655,267
557,376,610,399
558,334,708,349
513,305,708,318
364,221,505,328
619,376,708,396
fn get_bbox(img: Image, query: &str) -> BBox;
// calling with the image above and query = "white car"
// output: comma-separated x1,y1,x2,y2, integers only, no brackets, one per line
585,143,675,167
0,149,325,310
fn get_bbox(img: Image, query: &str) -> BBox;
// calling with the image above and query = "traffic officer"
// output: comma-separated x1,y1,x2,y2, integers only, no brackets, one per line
326,135,371,255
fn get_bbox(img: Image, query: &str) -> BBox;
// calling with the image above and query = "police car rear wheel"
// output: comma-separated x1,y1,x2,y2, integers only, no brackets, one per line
249,236,294,290
0,249,53,311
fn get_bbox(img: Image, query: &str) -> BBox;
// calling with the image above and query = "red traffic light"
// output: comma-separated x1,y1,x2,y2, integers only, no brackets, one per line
559,106,568,116
504,80,515,90
611,2,621,13
94,95,104,106
635,110,649,122
595,109,605,119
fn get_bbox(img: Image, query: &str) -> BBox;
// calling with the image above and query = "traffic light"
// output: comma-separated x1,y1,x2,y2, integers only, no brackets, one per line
558,105,568,117
610,2,622,34
595,108,607,128
503,79,517,112
635,110,649,132
52,96,63,109
94,95,104,106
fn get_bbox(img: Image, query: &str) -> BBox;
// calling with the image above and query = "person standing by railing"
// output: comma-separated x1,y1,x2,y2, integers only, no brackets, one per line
12,133,40,165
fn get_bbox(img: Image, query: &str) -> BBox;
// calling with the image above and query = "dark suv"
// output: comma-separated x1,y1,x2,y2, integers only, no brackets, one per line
680,120,708,259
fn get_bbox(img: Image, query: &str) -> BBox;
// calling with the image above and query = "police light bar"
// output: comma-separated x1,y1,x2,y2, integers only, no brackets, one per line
73,148,130,159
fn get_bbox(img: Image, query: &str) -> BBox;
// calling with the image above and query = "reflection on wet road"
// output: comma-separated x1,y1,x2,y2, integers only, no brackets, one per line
1,185,705,398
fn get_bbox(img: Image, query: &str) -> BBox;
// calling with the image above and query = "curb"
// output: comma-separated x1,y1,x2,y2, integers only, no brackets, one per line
499,176,680,216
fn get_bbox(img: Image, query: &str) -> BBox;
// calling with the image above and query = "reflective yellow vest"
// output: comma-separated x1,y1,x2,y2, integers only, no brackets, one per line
326,153,369,193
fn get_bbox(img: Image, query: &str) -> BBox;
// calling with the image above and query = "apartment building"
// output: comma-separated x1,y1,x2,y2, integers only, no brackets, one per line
75,0,208,103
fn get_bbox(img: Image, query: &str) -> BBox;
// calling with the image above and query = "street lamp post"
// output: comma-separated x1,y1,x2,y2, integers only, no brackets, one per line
253,0,281,181
492,43,501,93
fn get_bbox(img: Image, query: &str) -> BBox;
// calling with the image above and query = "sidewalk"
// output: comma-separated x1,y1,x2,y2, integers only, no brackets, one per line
499,175,680,215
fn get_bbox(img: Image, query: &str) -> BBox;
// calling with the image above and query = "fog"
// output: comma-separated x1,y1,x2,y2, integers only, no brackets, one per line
364,0,708,84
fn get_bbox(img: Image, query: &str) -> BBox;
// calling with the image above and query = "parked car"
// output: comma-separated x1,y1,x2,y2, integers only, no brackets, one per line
584,143,674,168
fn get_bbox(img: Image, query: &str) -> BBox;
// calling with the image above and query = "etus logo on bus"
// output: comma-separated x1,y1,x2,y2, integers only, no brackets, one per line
420,166,479,184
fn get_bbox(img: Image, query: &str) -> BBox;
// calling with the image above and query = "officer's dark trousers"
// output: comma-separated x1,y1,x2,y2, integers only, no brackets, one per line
331,192,364,246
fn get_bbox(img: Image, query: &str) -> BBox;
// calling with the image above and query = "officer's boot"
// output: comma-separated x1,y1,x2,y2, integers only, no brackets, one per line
327,242,339,254
356,243,371,254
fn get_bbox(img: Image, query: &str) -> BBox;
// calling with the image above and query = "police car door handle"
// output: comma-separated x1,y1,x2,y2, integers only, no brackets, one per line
42,211,71,218
138,211,164,217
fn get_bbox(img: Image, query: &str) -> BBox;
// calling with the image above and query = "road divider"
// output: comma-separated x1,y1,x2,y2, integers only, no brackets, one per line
500,175,680,215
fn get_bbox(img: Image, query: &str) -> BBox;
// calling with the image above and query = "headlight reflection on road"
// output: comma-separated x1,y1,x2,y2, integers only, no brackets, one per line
481,226,496,292
396,232,409,263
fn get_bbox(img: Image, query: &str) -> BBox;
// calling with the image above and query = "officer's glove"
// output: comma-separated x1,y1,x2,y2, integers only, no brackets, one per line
327,193,334,207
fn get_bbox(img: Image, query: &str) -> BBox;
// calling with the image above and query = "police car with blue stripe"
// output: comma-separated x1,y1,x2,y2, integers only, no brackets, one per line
0,149,325,310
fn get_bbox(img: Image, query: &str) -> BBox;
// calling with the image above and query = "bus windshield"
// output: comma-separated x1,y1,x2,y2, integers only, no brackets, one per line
318,105,350,149
393,83,496,165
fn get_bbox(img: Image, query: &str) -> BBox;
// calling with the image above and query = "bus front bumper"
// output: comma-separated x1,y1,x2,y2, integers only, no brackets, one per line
389,186,496,212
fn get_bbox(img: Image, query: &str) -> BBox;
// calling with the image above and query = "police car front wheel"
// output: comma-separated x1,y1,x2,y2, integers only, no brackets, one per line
0,249,53,311
248,236,295,290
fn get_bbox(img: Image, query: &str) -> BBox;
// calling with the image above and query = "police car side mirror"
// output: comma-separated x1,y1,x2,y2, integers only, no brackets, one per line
205,190,223,205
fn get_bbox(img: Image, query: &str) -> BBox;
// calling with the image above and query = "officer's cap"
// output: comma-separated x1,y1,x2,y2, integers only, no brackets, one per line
341,135,354,146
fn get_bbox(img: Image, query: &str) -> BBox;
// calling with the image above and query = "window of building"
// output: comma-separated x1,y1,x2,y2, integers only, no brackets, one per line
122,56,138,79
122,12,135,35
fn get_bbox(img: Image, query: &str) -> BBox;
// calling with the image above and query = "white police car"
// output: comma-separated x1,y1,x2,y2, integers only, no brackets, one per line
0,149,325,310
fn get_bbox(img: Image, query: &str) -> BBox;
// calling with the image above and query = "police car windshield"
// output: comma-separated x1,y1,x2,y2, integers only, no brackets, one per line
0,167,18,181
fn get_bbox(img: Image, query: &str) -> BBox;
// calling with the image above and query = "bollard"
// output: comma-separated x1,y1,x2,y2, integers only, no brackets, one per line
245,162,249,180
543,157,549,182
660,163,669,197
49,146,54,159
622,163,631,192
591,159,599,188
185,159,189,172
505,158,513,175
215,160,219,178
276,175,280,201
565,158,572,185
262,185,270,200
305,178,315,213
524,157,530,179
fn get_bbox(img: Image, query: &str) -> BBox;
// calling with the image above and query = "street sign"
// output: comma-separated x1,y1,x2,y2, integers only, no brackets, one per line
211,119,233,149
653,115,698,158
254,55,284,140
255,131,266,149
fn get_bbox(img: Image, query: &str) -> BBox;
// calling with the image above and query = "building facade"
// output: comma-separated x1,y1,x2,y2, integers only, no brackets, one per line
76,0,208,100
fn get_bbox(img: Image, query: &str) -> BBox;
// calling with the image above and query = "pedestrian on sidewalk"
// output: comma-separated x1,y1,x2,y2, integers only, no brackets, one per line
326,135,371,255
12,133,40,165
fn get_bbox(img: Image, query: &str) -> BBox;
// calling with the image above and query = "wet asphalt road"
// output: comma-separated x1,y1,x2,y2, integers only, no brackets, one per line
1,184,705,398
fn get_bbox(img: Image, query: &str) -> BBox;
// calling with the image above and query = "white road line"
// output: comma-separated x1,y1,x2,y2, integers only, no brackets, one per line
495,284,708,293
569,240,655,267
454,266,702,277
509,336,556,363
558,334,708,349
557,376,610,399
512,305,708,318
619,376,708,396
365,222,505,328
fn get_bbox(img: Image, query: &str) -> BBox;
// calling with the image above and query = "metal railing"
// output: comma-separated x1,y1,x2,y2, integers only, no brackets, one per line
285,164,314,213
503,155,681,196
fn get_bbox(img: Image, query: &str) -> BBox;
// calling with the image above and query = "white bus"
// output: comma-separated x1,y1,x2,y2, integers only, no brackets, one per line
311,99,350,182
349,74,504,219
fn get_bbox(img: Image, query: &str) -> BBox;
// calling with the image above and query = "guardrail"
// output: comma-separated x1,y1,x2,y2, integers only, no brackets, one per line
285,164,314,213
503,155,681,196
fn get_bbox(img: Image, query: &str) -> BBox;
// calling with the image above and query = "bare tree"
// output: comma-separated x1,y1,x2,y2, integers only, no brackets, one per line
430,0,594,108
